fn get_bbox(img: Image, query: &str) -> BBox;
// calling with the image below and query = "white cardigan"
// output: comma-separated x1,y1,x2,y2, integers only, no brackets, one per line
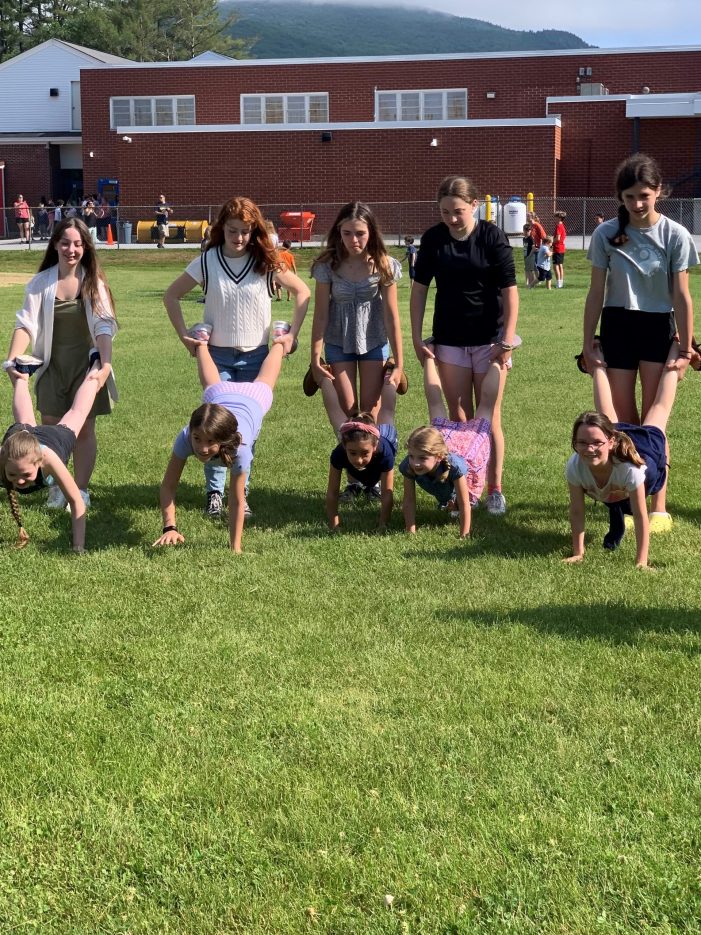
14,265,118,401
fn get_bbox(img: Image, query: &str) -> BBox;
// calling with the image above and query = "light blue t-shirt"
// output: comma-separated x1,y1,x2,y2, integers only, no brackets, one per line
172,388,264,476
587,215,699,313
398,452,467,506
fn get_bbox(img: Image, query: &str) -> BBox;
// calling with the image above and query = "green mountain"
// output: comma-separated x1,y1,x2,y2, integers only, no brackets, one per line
220,1,592,58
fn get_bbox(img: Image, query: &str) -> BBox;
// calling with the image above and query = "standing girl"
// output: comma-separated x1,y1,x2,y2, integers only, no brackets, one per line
3,218,117,508
401,352,502,539
153,339,286,554
581,153,698,529
565,351,682,569
1,356,109,551
164,196,310,519
306,202,405,417
552,211,567,288
14,194,31,244
409,175,519,516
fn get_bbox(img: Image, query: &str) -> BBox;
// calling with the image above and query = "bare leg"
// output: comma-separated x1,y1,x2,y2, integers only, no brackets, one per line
474,365,507,488
376,381,396,426
330,361,359,416
253,342,285,390
72,419,97,489
435,359,471,421
58,366,102,436
423,356,448,422
195,343,224,389
607,369,639,424
320,375,349,434
642,362,679,435
12,375,36,426
358,359,385,419
474,361,504,423
591,364,619,423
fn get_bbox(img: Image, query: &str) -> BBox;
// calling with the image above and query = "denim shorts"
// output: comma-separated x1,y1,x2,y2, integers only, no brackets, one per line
325,342,389,364
208,344,268,382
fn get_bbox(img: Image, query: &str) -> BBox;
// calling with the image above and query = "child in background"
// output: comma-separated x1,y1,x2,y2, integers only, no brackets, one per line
306,201,405,418
319,373,397,528
154,339,286,554
522,222,536,288
1,354,109,551
403,236,417,280
565,349,683,569
536,236,553,289
276,240,297,301
401,350,503,539
553,211,567,288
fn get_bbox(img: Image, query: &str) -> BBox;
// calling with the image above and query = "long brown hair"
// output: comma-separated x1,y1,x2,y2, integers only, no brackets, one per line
405,426,450,482
312,202,395,285
609,153,667,246
436,175,480,203
189,403,242,467
571,412,645,467
38,218,116,320
206,197,279,274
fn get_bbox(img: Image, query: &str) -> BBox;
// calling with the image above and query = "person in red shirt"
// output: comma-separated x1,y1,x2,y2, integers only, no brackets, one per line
14,195,30,244
528,212,546,251
553,211,567,288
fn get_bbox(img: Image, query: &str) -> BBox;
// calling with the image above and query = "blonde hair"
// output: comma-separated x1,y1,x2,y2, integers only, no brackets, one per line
0,429,41,548
406,426,451,482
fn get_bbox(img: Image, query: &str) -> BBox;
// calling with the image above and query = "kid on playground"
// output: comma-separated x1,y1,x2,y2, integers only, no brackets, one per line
320,372,398,533
565,348,685,569
400,349,503,539
1,353,109,551
154,336,286,553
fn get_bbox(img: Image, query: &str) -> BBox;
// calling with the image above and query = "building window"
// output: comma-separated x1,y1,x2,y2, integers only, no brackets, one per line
375,89,467,122
240,93,329,125
110,96,195,129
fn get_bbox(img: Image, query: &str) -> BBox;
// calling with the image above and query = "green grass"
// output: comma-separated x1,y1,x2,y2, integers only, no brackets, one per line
0,249,700,934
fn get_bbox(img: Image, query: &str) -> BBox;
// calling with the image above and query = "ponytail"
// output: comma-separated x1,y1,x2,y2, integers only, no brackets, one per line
611,430,645,468
3,484,30,549
609,203,630,246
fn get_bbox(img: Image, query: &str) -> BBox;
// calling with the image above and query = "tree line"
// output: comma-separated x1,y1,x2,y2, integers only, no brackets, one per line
0,0,251,63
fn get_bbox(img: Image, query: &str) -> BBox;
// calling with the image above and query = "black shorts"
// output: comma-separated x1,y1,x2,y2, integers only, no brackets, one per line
552,253,564,266
3,422,76,465
600,307,675,370
537,266,552,281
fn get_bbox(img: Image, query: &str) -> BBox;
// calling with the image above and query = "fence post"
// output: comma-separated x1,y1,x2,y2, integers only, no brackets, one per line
582,197,587,250
116,206,120,250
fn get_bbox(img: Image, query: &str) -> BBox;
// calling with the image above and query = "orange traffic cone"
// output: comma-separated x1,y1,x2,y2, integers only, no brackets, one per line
106,224,115,246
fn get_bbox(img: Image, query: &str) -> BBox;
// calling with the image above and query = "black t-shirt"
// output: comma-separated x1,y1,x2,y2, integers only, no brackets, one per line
414,220,517,347
330,438,394,487
2,423,76,494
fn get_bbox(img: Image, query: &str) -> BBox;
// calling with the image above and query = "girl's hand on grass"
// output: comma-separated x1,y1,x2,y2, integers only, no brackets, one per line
562,554,584,564
153,530,185,547
637,562,655,572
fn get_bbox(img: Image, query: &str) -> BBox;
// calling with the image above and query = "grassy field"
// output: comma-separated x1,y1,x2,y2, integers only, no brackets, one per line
0,247,700,934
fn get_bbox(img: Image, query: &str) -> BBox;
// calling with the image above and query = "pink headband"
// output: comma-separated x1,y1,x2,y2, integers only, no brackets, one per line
340,420,380,439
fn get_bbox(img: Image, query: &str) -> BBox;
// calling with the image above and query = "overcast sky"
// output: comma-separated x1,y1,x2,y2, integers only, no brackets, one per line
303,0,701,48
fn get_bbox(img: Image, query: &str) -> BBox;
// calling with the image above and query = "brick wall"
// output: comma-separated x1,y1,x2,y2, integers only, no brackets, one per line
0,145,53,208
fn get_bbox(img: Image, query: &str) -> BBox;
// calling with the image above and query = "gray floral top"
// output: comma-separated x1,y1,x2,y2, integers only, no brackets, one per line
312,257,402,355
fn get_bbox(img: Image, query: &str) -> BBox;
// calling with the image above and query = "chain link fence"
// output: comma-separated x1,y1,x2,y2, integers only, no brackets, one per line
3,197,701,249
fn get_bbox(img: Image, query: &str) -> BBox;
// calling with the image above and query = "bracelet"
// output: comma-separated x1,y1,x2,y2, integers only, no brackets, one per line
2,359,14,371
162,524,178,534
499,342,514,351
678,351,692,359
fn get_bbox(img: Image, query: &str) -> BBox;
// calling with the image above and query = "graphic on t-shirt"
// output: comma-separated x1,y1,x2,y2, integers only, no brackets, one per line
616,242,664,278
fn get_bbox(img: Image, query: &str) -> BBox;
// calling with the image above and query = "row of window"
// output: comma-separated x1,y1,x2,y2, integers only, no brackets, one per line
109,89,468,128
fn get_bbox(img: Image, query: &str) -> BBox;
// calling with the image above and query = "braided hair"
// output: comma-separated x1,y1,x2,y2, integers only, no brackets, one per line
609,153,667,247
1,430,41,549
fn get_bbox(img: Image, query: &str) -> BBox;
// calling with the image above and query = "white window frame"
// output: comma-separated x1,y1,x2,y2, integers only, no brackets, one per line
110,96,196,129
374,88,468,122
240,93,329,126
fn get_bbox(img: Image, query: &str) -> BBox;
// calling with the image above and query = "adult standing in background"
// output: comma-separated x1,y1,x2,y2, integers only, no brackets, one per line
552,211,567,288
14,195,30,244
155,194,172,249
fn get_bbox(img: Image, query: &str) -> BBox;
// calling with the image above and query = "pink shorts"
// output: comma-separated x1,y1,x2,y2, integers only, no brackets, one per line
203,380,273,415
435,342,512,373
432,416,492,504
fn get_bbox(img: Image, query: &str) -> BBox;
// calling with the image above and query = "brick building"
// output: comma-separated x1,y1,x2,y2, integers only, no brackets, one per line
1,41,700,225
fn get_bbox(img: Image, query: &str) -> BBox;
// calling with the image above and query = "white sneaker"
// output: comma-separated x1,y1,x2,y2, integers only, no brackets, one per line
66,489,91,510
46,485,67,509
486,490,506,515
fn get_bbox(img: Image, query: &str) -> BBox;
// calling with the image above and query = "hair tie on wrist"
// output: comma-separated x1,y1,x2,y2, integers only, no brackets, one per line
162,524,178,534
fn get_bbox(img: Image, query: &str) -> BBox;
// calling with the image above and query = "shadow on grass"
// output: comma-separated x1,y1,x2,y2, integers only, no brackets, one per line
438,603,701,651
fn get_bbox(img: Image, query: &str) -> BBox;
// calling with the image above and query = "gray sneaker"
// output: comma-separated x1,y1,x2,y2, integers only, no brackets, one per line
339,483,363,503
205,490,224,518
364,484,382,501
486,490,506,515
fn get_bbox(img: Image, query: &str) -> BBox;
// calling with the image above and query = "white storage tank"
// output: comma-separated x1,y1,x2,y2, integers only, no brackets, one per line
504,197,527,235
474,198,503,227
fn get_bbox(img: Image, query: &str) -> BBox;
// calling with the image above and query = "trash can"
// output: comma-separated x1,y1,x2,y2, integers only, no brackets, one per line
120,221,132,244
